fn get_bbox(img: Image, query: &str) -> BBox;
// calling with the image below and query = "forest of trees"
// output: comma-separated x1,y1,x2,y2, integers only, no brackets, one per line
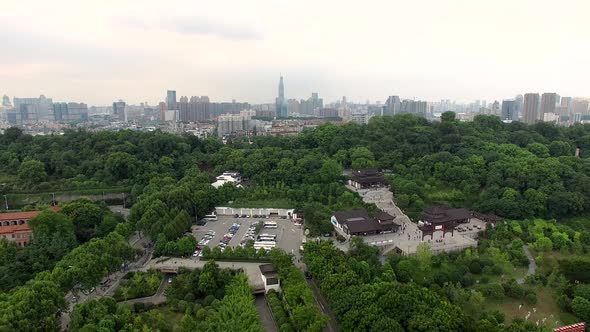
2,112,590,330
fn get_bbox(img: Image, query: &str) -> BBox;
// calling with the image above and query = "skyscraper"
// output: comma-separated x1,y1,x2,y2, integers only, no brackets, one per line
501,100,518,121
540,93,559,119
2,95,10,107
166,90,177,110
383,96,401,116
275,76,288,118
523,93,540,124
112,100,126,122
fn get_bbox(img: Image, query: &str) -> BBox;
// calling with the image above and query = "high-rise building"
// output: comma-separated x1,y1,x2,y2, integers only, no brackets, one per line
501,100,518,121
287,99,300,116
178,96,211,122
166,90,177,110
13,95,53,122
399,100,428,118
217,114,250,137
523,93,540,124
275,76,288,118
540,93,559,119
383,96,401,116
515,95,524,119
2,95,10,107
300,93,323,116
112,100,126,122
572,99,589,118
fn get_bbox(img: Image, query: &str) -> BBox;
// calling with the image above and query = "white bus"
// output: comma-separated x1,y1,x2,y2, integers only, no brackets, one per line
254,241,276,250
263,221,278,229
257,234,277,242
203,214,217,221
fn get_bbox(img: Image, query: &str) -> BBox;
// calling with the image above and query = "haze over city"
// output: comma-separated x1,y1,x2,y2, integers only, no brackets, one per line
1,0,589,105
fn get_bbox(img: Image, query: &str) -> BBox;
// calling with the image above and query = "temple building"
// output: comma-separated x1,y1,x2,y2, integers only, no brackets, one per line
348,169,386,189
418,206,471,240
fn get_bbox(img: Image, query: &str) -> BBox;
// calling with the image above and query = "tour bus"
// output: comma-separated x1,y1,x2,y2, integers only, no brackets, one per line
254,241,276,250
263,221,278,229
203,213,217,221
257,234,277,242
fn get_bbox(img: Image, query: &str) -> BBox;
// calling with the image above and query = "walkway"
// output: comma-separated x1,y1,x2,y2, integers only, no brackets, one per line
517,245,536,284
255,294,278,332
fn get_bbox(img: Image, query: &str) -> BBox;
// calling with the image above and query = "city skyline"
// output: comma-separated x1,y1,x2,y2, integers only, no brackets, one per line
1,0,589,105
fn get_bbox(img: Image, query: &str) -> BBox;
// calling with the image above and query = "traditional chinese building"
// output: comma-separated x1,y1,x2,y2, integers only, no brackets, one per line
418,206,471,240
348,169,386,189
331,210,400,238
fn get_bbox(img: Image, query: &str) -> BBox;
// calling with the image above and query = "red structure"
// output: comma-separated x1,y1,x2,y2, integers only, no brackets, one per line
0,207,61,246
554,322,585,332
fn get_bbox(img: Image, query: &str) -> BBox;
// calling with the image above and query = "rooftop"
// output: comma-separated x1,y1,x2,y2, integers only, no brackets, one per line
0,207,61,222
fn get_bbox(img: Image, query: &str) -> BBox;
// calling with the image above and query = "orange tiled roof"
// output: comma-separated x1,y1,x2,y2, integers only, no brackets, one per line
0,224,30,235
0,207,61,222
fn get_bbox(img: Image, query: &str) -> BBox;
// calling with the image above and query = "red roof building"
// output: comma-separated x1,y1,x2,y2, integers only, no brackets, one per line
0,207,61,246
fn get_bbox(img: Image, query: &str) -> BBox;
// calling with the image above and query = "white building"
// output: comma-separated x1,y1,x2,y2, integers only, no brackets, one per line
211,171,242,188
259,264,280,293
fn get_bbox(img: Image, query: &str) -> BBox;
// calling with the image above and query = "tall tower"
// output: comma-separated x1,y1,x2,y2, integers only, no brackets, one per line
276,76,288,118
278,76,284,100
523,93,540,124
166,90,177,110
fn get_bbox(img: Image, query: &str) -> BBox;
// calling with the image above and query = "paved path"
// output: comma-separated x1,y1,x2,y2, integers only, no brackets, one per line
118,277,168,306
255,294,278,332
517,245,536,284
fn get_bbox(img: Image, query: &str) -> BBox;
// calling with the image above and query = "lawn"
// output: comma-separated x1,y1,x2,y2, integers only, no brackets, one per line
482,285,578,328
229,198,295,209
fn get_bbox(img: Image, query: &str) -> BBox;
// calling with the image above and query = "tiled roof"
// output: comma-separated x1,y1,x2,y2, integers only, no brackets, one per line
0,224,30,235
0,206,61,222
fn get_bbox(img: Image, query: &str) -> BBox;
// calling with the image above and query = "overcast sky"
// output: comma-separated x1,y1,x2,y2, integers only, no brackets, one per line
0,0,589,105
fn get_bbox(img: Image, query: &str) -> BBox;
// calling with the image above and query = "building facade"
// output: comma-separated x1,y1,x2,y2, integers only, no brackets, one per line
0,207,60,246
501,99,518,121
523,93,540,124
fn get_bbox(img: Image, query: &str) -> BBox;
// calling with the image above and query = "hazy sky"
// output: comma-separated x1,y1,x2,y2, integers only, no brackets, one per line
1,0,589,105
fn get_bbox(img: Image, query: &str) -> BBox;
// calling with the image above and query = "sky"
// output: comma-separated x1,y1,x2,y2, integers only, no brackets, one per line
0,0,589,105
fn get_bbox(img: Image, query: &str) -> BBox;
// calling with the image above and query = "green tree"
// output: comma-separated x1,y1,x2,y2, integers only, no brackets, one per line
17,158,47,188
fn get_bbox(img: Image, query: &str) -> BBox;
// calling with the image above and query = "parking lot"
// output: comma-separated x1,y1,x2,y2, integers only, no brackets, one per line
191,215,304,258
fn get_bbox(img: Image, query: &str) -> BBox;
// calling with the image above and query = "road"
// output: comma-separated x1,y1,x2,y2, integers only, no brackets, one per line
307,278,339,332
60,231,150,330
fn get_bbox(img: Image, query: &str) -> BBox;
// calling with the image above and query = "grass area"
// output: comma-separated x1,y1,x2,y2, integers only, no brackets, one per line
229,198,295,209
475,266,529,284
482,285,577,328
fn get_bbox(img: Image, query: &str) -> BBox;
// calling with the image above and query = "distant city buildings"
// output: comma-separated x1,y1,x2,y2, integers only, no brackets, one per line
53,102,88,122
12,95,53,123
